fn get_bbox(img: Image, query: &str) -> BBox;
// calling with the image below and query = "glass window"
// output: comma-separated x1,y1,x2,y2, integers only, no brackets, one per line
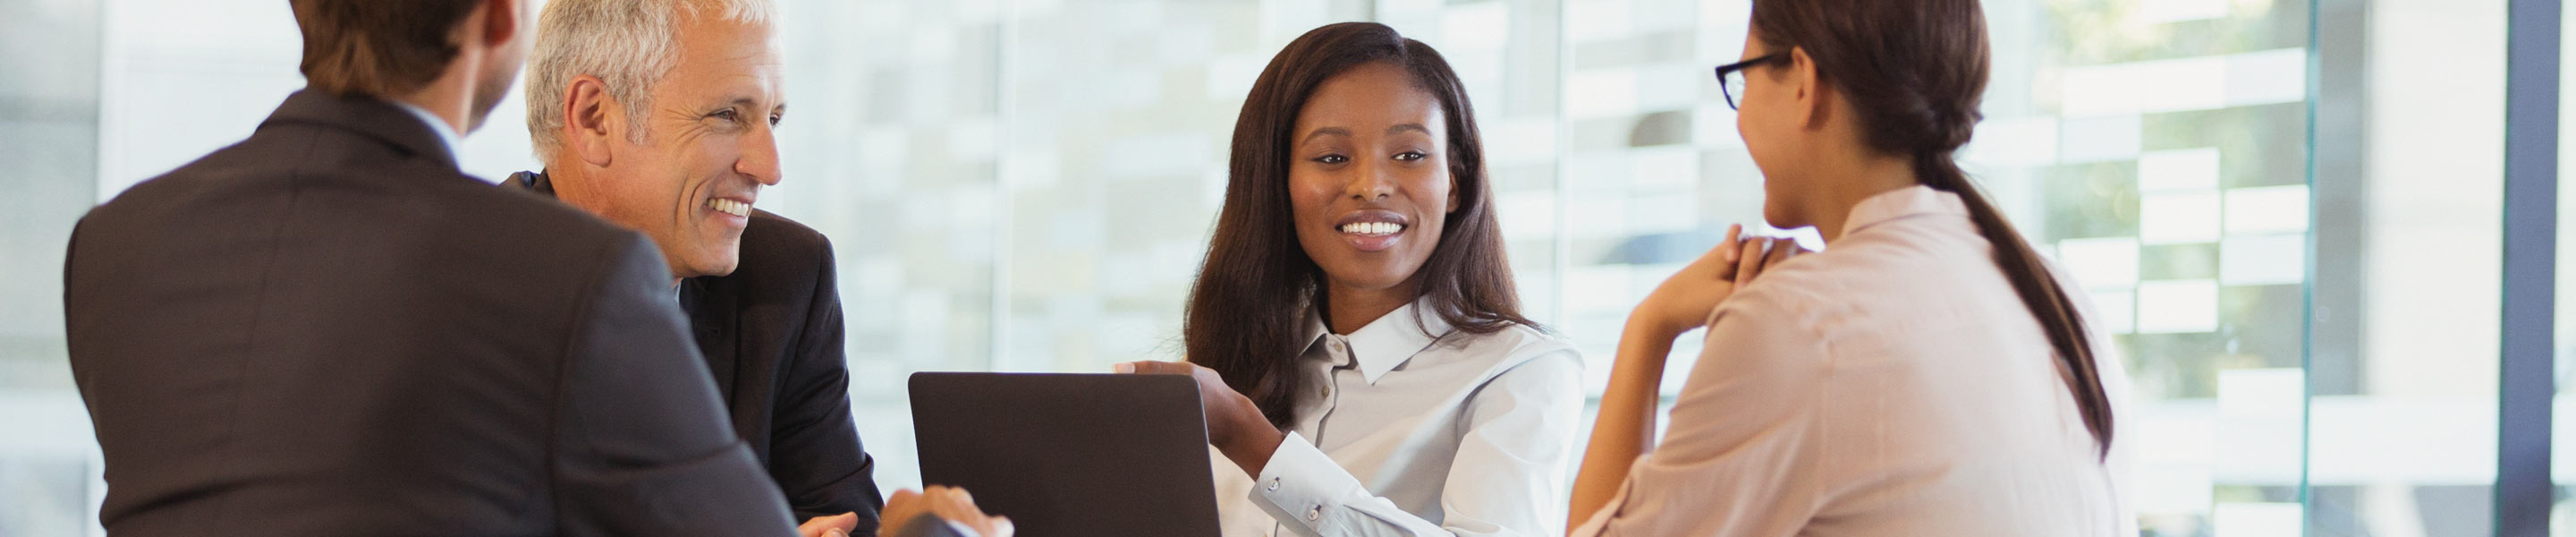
0,0,2542,535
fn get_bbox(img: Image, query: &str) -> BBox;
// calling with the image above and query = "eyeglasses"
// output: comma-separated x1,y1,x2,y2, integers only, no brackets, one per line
1714,53,1788,110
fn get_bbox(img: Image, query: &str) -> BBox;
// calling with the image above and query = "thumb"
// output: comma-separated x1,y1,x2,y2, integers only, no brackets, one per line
826,512,860,531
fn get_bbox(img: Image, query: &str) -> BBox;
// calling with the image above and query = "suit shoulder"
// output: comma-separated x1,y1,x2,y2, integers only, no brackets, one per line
732,210,835,284
477,186,640,244
744,210,832,261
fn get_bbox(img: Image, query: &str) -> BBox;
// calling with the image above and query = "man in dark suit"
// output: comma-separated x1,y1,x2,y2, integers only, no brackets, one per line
511,0,888,534
59,1,801,534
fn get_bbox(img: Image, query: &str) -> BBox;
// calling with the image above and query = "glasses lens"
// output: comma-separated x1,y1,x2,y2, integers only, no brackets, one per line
1721,69,1745,109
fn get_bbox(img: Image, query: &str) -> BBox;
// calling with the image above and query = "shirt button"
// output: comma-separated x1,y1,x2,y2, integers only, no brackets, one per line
1307,507,1321,521
1267,477,1280,490
1328,339,1344,353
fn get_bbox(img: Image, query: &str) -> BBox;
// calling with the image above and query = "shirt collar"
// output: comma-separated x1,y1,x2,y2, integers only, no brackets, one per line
1842,184,1970,237
1302,297,1454,385
388,100,479,181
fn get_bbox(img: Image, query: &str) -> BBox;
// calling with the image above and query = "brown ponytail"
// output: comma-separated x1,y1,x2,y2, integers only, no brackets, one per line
1753,0,2114,458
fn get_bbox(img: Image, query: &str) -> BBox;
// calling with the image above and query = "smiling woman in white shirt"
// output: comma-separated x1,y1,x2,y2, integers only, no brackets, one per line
1563,0,2134,535
1117,21,1583,537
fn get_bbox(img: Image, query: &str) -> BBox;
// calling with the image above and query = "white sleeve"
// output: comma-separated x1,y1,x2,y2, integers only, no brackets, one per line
1252,350,1586,537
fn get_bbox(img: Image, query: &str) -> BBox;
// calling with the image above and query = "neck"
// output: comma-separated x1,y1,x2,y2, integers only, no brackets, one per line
387,55,482,135
541,165,615,224
539,165,698,285
1321,277,1419,335
1805,150,1919,242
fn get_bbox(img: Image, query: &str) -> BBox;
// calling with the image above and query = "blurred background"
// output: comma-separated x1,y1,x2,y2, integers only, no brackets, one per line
0,0,2557,535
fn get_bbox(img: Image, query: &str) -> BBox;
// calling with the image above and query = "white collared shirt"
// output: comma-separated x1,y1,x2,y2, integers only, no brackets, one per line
1573,185,2137,536
1211,299,1584,537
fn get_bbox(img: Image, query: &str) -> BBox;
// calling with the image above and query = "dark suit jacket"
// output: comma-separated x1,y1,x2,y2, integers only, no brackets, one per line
62,90,798,536
507,171,886,533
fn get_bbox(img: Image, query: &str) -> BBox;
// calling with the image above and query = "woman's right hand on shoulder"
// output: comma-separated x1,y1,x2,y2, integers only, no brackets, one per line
1630,224,1803,340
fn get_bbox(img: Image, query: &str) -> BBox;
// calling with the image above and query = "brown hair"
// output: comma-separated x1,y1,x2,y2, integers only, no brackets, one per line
1188,22,1533,430
290,0,485,97
1750,0,2114,457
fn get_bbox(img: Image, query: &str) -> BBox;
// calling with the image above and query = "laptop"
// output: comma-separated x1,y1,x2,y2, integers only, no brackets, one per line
908,372,1224,536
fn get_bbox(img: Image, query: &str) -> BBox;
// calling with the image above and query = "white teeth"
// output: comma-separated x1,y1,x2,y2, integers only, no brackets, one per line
708,199,750,217
1338,222,1403,235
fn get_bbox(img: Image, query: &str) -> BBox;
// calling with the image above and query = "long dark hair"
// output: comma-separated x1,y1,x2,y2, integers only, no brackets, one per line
1750,0,2114,457
1186,22,1533,430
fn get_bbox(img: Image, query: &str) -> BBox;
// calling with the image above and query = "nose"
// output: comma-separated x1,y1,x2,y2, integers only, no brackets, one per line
737,121,784,186
1343,158,1394,201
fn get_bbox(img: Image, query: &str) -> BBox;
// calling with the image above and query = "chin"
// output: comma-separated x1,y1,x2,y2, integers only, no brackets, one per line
682,252,741,279
1322,266,1413,292
1762,194,1818,231
701,260,741,278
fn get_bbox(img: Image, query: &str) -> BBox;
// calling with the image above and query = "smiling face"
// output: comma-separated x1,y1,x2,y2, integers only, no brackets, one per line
589,12,785,279
1287,62,1461,297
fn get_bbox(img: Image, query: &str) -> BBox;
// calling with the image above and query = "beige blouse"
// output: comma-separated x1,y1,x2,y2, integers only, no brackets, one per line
1576,185,2137,536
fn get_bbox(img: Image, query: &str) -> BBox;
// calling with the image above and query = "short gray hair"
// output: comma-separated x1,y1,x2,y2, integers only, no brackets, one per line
526,0,774,162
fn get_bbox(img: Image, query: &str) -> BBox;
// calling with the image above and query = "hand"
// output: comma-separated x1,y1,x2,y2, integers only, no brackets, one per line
798,513,860,537
1629,225,1806,339
881,486,1013,537
1114,361,1285,475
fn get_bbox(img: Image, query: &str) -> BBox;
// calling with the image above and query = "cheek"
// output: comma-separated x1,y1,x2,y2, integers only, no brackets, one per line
1285,167,1337,226
1416,166,1453,210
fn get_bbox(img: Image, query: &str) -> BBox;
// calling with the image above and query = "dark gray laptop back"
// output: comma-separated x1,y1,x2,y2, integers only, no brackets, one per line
909,372,1223,536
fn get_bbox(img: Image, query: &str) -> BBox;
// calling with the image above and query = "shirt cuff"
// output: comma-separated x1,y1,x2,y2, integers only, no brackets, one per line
1250,431,1368,534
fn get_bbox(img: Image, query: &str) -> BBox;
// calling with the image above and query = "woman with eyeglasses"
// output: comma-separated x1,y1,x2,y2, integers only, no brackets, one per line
1563,0,2133,534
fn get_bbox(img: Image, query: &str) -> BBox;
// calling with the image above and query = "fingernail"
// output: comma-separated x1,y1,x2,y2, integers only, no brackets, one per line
1113,362,1134,373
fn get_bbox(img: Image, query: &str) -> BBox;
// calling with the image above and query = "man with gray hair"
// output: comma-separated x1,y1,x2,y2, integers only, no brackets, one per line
64,0,806,534
507,1,896,535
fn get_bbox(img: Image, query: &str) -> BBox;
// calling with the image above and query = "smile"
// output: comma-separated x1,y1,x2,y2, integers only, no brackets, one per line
1338,221,1405,236
1334,209,1410,252
708,198,751,217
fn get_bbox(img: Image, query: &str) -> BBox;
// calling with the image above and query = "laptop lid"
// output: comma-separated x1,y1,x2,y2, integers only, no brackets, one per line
908,372,1222,536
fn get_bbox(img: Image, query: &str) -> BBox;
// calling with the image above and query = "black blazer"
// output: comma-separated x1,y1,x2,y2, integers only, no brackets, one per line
62,90,797,536
508,171,886,533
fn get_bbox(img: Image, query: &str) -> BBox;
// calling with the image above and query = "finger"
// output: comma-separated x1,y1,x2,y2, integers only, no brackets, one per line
1733,234,1767,283
1744,238,1793,282
825,512,860,531
1146,362,1200,375
1709,224,1745,280
797,513,860,537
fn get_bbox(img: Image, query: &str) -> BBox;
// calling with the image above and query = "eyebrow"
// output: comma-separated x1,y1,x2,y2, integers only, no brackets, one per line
1301,127,1351,144
1300,124,1433,144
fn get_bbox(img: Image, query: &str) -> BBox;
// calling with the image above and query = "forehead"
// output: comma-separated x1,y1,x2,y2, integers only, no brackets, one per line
658,14,784,99
1293,62,1445,135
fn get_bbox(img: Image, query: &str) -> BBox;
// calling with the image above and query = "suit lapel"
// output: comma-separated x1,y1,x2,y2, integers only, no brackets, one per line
680,277,746,422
